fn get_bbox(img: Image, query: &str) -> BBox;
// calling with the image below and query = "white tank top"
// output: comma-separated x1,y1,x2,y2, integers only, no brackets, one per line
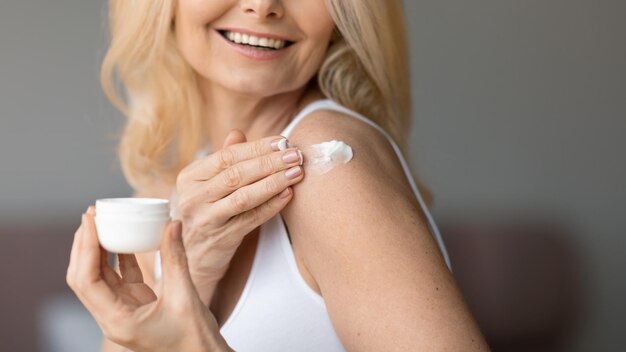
158,99,452,351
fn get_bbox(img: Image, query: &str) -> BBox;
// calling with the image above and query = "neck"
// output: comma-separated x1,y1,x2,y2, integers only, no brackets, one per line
199,81,322,151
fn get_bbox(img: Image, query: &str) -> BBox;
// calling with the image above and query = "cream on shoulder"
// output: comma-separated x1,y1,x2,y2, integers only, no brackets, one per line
278,138,353,175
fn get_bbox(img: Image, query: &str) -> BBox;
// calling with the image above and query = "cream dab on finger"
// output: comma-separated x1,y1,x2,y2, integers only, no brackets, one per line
276,137,303,165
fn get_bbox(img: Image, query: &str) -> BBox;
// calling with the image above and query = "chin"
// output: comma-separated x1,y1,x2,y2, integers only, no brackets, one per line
212,72,302,97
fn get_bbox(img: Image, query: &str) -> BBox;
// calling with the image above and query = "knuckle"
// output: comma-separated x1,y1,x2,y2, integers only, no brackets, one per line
264,176,282,193
177,195,202,221
247,208,261,225
259,155,276,174
176,167,190,185
194,212,216,229
230,191,250,213
252,140,265,157
176,199,190,219
222,166,242,188
182,226,199,247
218,148,235,169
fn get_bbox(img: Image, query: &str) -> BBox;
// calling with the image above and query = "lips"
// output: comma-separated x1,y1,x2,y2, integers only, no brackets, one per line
220,30,288,50
216,29,293,61
216,27,295,51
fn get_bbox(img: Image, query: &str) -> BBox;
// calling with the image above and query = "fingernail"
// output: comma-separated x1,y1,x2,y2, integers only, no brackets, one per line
87,205,95,215
285,166,302,179
278,188,291,199
297,149,303,165
282,150,300,163
171,221,182,240
271,137,289,151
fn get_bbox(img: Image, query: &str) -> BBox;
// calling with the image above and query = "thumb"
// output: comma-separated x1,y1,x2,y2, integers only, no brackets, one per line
222,129,247,148
159,221,196,298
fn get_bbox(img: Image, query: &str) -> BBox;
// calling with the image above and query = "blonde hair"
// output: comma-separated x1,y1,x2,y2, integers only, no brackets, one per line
102,0,413,193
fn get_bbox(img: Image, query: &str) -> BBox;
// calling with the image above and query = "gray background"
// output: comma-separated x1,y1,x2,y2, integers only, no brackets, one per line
1,0,624,351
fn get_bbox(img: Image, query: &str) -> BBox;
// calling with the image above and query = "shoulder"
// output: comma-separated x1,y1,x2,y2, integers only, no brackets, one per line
280,108,470,349
286,107,416,202
281,106,434,278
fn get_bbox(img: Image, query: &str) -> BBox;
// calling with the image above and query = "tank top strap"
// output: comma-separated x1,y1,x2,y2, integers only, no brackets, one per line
280,99,452,271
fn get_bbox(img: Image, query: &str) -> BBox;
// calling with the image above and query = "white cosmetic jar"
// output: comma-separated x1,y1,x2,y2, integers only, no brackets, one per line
95,198,171,253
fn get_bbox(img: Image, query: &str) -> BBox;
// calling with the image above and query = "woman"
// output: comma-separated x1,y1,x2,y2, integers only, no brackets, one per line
67,0,489,350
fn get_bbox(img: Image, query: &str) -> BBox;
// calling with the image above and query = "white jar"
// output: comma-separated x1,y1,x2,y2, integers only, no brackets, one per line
95,198,171,253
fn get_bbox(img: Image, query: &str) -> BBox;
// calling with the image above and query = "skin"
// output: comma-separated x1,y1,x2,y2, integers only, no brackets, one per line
67,208,232,351
283,112,490,350
173,0,335,147
68,0,490,350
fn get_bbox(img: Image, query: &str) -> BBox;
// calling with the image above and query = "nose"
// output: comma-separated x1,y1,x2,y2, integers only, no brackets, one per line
239,0,284,19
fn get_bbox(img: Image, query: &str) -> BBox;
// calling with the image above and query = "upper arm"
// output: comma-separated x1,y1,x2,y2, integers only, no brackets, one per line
281,111,487,350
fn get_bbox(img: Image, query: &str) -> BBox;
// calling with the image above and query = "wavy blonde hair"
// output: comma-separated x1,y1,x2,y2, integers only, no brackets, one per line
102,0,413,194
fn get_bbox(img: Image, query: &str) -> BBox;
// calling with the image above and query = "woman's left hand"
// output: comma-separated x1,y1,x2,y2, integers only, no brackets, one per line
66,206,233,352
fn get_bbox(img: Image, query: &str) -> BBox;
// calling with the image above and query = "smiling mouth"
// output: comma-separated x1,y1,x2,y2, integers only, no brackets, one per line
217,30,295,51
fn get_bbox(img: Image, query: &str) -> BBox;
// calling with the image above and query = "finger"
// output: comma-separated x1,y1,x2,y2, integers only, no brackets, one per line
211,165,304,223
222,129,247,148
118,254,144,283
72,213,118,316
87,205,119,284
74,205,96,282
76,213,106,283
69,205,94,277
184,135,294,181
100,245,109,268
235,186,294,229
159,221,197,298
201,147,304,201
101,246,121,286
66,213,86,287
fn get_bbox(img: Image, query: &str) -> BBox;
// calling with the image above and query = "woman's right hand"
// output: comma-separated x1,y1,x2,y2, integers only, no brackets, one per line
175,130,305,304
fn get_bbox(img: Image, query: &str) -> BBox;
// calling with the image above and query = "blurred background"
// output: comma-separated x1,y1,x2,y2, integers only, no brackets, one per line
1,0,624,351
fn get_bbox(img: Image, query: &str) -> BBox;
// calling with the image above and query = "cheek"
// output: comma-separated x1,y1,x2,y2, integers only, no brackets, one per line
173,1,230,68
292,5,336,71
294,31,334,83
173,1,336,95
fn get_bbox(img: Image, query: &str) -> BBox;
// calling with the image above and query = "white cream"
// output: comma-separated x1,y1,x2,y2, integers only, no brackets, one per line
304,140,353,175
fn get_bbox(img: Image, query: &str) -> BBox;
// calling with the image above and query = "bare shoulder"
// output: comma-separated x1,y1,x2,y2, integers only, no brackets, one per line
286,108,418,204
280,108,485,349
281,107,443,284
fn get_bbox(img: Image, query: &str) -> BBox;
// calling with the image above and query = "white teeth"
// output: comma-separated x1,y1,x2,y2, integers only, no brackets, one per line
223,30,287,49
249,35,259,46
